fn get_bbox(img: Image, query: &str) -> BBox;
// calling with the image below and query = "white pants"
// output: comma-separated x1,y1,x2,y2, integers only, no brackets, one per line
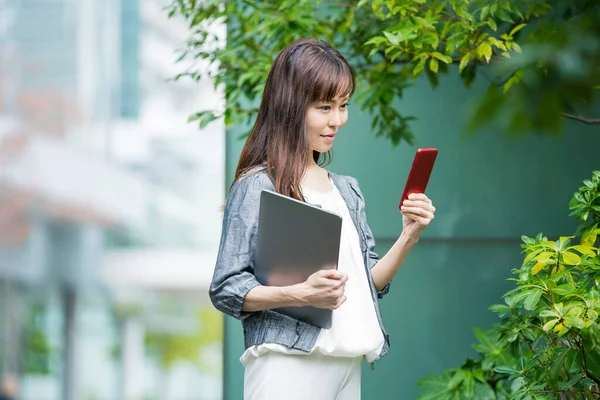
244,351,362,400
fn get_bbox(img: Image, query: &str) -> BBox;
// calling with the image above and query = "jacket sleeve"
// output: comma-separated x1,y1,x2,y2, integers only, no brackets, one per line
209,174,265,320
350,177,391,299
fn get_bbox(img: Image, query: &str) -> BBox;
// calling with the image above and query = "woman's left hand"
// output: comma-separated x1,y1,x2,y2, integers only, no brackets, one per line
400,193,436,240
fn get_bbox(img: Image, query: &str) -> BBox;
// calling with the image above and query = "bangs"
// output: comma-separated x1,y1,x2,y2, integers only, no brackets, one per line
309,58,355,102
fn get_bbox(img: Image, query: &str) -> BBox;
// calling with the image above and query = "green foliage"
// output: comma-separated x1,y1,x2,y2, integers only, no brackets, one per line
145,308,222,374
417,172,600,400
22,304,53,375
170,0,600,146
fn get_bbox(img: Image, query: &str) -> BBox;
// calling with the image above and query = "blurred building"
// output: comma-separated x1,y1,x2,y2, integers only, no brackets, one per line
0,0,224,399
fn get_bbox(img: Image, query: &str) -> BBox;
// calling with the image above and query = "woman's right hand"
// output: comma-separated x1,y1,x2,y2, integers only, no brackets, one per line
298,269,348,310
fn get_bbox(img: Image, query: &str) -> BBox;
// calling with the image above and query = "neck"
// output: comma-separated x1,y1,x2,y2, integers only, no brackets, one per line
307,151,319,169
303,152,322,183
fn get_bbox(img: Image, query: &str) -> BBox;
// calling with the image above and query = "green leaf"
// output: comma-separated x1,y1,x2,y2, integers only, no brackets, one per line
459,53,471,73
431,52,452,64
565,349,583,373
561,251,582,265
383,31,400,46
571,245,597,257
522,235,535,245
543,318,560,332
523,248,543,264
524,289,543,310
582,225,599,246
559,372,584,390
564,315,585,329
503,70,523,93
550,349,568,381
472,328,498,353
494,366,520,374
539,309,560,318
429,58,439,73
584,347,600,378
510,23,527,36
534,251,557,263
463,372,475,397
413,57,427,77
541,241,558,250
551,284,575,296
531,261,547,275
489,304,511,317
511,289,536,304
416,371,454,398
559,236,575,249
188,110,219,129
480,6,489,21
476,42,493,63
446,369,466,389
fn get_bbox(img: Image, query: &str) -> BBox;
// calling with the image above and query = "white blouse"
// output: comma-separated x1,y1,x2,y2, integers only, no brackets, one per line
240,181,384,365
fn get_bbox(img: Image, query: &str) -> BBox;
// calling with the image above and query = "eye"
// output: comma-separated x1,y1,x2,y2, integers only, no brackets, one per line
318,105,331,111
340,103,350,110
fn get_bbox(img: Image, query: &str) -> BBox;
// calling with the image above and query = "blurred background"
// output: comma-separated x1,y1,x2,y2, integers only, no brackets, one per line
2,0,600,399
0,0,224,399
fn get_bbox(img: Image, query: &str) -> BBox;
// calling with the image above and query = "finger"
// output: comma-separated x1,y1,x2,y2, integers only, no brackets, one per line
326,271,347,283
403,200,431,209
409,215,433,226
331,295,347,310
408,194,434,207
332,279,347,290
416,216,432,226
408,193,429,201
403,212,434,227
401,206,434,219
404,199,435,212
319,269,344,280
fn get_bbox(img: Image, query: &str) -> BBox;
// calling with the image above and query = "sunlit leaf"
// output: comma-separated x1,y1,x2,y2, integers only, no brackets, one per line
534,251,557,263
561,251,582,265
543,318,560,332
510,23,527,36
532,261,547,275
570,245,597,257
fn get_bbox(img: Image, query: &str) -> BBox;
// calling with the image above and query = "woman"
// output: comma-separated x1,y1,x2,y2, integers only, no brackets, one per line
210,38,436,400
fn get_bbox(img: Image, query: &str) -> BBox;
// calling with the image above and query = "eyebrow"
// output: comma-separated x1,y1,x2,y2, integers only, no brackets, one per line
323,96,351,103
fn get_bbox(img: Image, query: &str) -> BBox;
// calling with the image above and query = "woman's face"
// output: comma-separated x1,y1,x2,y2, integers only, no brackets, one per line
306,96,349,154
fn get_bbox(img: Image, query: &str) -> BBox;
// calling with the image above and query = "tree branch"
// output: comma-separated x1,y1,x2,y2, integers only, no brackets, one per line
562,113,600,125
579,338,600,386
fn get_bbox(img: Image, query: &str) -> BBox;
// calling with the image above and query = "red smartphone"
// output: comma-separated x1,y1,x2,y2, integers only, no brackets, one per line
399,148,438,210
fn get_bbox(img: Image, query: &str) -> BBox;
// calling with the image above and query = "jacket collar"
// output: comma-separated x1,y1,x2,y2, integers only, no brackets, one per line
328,171,360,229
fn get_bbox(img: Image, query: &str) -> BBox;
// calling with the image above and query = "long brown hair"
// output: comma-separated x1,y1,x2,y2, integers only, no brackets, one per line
232,38,355,201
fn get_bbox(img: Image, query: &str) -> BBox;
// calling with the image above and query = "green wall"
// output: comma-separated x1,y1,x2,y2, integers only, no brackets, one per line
221,72,600,399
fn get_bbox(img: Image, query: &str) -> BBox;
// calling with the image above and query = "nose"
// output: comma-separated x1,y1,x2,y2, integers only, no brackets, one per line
329,111,342,128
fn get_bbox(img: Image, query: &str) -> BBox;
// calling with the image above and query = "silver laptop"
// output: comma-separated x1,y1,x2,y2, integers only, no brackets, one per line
254,189,342,329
